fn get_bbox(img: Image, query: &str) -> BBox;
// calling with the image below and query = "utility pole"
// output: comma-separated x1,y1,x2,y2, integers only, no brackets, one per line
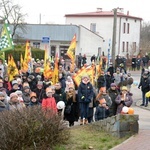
112,8,117,67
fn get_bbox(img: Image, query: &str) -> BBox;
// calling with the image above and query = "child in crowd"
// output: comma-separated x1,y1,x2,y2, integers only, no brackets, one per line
42,87,57,114
95,98,108,121
29,92,40,106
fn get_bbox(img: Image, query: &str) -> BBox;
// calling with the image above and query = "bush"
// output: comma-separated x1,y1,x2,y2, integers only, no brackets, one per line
0,106,70,150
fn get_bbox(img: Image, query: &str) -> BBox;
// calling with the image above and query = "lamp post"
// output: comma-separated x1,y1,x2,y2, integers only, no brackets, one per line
111,8,117,67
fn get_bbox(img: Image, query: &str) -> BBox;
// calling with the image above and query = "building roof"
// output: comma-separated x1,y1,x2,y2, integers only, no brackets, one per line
65,10,143,20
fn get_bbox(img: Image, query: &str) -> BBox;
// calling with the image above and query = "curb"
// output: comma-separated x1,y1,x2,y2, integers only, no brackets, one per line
110,134,137,150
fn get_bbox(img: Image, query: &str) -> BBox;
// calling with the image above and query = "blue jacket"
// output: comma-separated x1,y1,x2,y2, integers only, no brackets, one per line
78,82,94,103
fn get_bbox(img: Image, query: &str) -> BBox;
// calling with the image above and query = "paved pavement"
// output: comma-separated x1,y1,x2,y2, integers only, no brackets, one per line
111,70,150,150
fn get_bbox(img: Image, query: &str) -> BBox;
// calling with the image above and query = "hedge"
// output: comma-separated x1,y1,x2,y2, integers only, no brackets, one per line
4,46,45,62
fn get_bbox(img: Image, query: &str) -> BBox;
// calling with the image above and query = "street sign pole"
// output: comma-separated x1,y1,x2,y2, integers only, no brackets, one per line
41,36,50,56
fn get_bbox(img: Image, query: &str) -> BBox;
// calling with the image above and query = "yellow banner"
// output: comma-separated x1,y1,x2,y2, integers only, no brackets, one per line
73,66,94,87
67,34,76,61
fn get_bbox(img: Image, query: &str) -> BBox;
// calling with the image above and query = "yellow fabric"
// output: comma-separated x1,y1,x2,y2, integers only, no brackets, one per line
146,91,150,98
7,55,19,81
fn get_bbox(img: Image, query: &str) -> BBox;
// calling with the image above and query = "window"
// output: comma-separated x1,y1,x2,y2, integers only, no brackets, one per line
33,42,40,48
51,46,56,57
127,23,130,34
126,42,129,52
122,41,125,52
90,23,96,32
123,23,126,33
133,42,136,52
59,46,70,59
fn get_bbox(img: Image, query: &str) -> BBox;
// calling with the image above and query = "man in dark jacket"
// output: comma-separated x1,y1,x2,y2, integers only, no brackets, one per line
138,71,150,107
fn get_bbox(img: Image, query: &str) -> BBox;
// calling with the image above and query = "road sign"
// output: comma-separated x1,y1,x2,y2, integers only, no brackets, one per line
41,37,50,43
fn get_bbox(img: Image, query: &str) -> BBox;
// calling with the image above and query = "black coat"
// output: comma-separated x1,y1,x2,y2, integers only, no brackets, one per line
107,88,119,116
97,75,106,89
78,82,94,103
64,94,79,122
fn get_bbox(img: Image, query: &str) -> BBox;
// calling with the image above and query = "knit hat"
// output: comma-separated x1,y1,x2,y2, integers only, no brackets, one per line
0,88,7,92
121,86,128,91
12,80,18,86
110,83,117,87
0,92,5,97
15,90,23,95
10,92,18,98
37,81,43,86
23,86,30,91
30,92,37,98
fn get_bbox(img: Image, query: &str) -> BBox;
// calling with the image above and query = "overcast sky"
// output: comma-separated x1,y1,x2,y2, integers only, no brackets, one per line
14,0,149,24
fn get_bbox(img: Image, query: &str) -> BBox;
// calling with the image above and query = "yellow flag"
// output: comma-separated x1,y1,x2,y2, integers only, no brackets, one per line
72,66,87,87
52,53,59,85
24,41,32,73
8,54,19,81
67,34,76,61
43,49,52,79
20,54,24,71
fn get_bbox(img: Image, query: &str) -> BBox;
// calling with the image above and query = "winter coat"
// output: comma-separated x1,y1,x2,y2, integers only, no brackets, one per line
107,88,119,116
59,77,66,91
0,101,9,112
33,88,45,103
105,74,113,90
115,93,133,114
64,94,79,122
97,75,106,89
8,101,24,111
78,82,94,103
95,105,107,121
54,89,66,104
138,76,150,92
29,101,41,107
42,97,57,113
22,92,30,106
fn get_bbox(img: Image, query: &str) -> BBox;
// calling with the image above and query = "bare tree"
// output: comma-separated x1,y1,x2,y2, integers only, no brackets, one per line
0,0,27,40
140,22,150,55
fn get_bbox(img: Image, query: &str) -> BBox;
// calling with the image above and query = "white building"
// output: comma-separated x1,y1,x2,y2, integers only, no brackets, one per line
65,8,142,58
4,24,103,63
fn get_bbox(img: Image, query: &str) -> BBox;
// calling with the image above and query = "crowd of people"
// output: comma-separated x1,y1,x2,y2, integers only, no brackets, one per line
0,53,149,127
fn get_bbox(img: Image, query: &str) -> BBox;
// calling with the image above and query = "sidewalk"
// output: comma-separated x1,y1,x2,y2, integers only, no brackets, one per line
111,70,150,150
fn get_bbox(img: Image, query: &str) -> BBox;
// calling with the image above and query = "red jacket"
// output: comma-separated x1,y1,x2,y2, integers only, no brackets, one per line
42,97,57,113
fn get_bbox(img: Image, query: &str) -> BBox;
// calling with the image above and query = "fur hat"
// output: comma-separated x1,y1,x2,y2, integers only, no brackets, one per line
10,92,18,98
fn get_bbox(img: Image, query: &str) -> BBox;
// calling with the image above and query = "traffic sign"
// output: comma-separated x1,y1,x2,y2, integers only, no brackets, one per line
41,37,50,43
